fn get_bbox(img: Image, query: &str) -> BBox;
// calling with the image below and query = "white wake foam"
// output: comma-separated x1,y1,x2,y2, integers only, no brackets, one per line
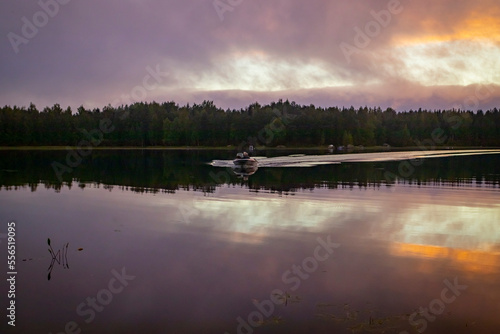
210,150,500,168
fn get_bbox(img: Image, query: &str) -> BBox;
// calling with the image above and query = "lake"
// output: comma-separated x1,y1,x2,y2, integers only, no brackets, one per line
0,149,499,334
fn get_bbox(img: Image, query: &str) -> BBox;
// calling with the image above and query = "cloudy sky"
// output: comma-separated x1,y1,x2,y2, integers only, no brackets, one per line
1,0,500,111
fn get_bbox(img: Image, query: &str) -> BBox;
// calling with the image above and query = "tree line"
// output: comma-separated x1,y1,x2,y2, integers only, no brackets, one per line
0,100,499,147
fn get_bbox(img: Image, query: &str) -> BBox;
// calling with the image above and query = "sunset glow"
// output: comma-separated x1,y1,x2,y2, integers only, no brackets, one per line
1,1,500,110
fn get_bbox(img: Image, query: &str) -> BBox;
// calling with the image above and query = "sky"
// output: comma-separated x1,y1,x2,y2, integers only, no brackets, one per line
1,0,500,111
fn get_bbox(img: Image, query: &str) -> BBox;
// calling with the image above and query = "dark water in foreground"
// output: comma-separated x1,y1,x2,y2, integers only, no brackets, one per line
0,150,499,334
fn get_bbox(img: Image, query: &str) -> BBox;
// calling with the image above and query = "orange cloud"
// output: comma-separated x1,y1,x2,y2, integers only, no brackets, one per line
394,13,500,46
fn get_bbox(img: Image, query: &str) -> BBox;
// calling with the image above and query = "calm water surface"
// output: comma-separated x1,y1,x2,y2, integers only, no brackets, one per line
0,150,499,334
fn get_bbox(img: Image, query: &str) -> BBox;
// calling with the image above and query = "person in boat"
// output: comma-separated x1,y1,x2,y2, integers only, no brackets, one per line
236,152,250,159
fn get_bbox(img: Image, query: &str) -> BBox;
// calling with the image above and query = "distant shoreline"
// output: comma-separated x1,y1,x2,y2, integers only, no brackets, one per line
0,146,498,151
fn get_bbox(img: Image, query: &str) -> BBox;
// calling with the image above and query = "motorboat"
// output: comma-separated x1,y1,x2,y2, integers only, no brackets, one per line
233,152,258,167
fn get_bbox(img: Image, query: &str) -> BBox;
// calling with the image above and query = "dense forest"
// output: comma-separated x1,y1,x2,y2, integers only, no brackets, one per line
1,100,499,147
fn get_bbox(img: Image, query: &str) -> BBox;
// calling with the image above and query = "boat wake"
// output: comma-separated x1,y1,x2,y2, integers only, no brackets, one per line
210,149,500,168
